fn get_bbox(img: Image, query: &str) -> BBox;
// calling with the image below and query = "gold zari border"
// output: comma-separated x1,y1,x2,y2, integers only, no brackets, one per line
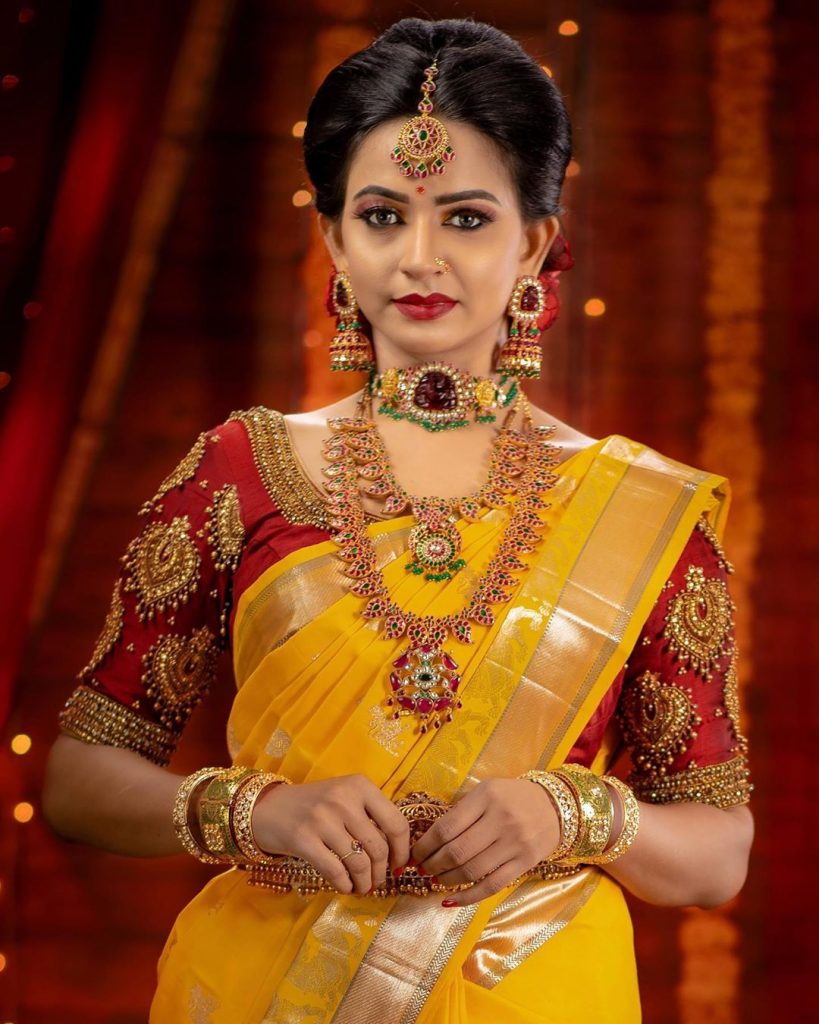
59,684,176,766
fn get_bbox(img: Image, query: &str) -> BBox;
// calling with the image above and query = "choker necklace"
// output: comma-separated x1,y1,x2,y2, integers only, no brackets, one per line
367,362,518,432
321,394,561,733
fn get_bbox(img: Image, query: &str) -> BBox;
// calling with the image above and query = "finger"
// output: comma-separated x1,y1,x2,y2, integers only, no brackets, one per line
362,791,411,872
421,818,498,877
322,826,373,894
346,813,391,889
411,793,485,864
434,838,514,888
303,838,355,895
440,858,526,908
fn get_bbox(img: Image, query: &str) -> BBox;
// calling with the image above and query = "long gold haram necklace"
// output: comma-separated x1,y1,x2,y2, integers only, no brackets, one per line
321,392,561,733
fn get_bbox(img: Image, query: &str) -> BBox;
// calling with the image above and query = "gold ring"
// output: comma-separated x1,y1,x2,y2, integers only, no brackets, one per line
434,257,451,274
338,839,364,862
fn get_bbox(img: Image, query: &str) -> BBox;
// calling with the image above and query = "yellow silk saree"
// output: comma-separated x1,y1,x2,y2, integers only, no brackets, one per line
150,436,728,1024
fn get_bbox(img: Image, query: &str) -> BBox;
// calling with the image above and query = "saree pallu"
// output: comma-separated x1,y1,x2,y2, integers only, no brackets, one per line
150,436,728,1024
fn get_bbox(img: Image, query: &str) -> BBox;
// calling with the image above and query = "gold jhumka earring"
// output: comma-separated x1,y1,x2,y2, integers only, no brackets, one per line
390,60,456,178
495,275,547,379
328,269,375,372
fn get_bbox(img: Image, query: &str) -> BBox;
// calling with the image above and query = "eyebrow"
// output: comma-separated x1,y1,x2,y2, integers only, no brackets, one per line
352,185,502,206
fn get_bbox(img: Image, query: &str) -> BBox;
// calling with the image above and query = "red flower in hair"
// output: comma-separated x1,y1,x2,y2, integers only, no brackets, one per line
535,235,574,331
544,234,574,273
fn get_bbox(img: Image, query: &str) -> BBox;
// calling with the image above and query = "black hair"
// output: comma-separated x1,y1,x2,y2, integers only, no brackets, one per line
303,18,572,224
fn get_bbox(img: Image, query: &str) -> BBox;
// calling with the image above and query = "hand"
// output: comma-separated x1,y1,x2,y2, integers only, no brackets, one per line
250,775,411,895
410,778,561,907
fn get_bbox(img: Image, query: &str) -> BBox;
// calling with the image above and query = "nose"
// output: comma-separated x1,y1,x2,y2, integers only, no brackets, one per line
396,217,440,281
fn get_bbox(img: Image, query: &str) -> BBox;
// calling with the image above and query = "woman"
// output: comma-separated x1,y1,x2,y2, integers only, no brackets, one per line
43,17,753,1023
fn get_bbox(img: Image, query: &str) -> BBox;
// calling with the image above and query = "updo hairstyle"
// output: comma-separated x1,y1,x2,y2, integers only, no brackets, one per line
303,18,572,228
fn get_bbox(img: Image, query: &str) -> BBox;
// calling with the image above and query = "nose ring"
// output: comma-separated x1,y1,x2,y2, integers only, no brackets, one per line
434,257,452,275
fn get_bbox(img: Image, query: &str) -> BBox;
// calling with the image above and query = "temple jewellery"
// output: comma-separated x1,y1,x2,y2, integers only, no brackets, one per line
390,60,455,178
367,362,518,432
321,389,561,733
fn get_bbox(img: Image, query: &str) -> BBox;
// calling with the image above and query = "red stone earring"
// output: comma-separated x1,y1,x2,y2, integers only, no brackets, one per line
327,270,375,373
495,276,547,379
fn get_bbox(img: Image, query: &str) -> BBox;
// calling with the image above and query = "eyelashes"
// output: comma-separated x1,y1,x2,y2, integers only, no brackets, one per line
352,205,494,231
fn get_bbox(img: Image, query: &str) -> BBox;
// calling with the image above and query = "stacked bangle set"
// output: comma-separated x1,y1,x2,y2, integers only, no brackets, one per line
172,765,291,867
521,763,641,866
173,762,639,896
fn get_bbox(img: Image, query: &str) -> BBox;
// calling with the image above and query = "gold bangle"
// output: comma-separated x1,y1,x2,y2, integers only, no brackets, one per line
553,764,614,862
172,766,225,864
587,776,641,865
198,766,257,860
231,772,292,863
520,770,580,861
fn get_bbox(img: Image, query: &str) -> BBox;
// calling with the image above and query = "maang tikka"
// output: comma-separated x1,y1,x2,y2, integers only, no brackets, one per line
328,269,376,372
390,60,455,178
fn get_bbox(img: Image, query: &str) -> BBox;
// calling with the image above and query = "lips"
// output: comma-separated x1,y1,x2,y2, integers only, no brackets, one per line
393,293,457,321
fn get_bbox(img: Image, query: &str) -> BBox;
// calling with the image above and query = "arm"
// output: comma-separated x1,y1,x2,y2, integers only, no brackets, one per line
43,735,184,857
411,519,754,909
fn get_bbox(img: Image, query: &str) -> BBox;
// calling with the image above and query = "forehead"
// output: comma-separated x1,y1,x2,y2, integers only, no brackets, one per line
344,118,516,203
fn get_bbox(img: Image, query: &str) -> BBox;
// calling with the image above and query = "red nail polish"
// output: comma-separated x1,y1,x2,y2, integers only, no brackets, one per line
393,866,405,877
431,876,441,886
441,899,458,907
407,857,418,868
417,865,428,877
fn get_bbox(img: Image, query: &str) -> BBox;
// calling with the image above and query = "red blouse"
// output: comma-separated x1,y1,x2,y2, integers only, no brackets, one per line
59,409,751,808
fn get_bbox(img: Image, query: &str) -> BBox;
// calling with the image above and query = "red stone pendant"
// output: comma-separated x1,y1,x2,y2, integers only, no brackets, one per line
413,369,458,411
386,644,463,732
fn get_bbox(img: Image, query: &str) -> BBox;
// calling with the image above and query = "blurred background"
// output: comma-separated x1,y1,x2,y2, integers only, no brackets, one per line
0,0,816,1020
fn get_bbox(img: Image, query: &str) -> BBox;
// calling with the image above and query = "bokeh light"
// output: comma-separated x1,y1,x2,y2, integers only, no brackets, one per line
584,298,607,317
291,120,306,138
558,20,580,36
13,802,34,823
291,189,312,208
11,734,31,755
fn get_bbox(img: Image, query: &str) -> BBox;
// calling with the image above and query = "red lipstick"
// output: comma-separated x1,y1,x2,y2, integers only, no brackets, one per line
393,293,457,321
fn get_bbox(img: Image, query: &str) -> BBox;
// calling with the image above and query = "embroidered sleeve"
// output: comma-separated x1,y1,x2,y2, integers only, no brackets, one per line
59,429,246,766
615,518,752,809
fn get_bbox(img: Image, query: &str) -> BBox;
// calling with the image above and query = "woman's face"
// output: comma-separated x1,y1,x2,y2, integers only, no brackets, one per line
320,118,558,374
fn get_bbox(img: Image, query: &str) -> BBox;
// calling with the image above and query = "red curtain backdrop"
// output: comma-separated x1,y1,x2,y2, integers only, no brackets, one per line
1,2,817,1021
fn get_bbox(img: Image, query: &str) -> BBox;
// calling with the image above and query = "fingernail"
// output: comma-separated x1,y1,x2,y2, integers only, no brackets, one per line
441,899,458,908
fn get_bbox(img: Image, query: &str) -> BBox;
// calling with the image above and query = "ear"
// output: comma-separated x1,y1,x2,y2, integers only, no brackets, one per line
518,215,561,276
318,212,346,270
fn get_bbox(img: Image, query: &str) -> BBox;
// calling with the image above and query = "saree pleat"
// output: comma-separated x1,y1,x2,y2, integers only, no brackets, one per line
150,436,727,1024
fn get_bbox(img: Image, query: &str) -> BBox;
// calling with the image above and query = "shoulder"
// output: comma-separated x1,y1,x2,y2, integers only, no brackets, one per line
527,403,597,462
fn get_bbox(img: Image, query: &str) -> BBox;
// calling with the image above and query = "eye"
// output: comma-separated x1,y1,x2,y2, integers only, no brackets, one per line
355,205,402,228
446,209,492,231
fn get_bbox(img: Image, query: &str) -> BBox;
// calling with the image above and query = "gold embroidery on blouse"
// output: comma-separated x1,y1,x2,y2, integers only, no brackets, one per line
79,579,124,677
124,516,201,620
696,516,735,574
630,754,752,809
367,703,404,757
229,407,330,529
140,432,209,516
619,669,702,778
664,565,733,678
723,643,749,754
59,685,176,766
142,627,218,731
207,483,245,572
